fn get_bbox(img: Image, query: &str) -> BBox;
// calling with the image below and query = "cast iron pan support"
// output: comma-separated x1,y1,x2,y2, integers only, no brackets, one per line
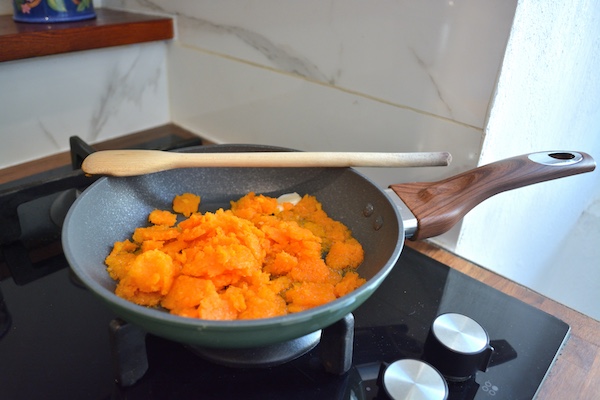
108,314,355,387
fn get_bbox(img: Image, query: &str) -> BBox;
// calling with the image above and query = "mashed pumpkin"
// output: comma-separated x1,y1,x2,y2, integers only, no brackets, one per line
105,192,365,320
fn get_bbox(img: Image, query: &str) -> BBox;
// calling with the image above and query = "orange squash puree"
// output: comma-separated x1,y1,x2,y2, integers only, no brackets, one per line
172,192,201,217
105,192,365,320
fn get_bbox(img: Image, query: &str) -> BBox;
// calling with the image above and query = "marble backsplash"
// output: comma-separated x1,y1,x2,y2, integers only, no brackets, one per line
106,0,516,130
0,43,170,167
102,1,516,191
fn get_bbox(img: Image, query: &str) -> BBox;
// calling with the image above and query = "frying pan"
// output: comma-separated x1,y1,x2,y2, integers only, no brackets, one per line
62,145,595,349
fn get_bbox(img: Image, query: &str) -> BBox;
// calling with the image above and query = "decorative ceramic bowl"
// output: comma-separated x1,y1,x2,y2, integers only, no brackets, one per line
13,0,95,23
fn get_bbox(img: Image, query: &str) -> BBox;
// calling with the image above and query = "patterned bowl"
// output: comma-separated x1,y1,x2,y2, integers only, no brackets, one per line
13,0,95,23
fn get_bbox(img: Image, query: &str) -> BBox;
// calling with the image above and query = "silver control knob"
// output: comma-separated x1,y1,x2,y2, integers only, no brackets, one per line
423,313,494,381
380,359,448,400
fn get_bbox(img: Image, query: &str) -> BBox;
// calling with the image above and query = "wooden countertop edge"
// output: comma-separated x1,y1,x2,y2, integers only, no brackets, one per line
406,240,600,398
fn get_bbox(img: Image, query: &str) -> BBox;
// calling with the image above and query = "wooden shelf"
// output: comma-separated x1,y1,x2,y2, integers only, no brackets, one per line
0,8,173,62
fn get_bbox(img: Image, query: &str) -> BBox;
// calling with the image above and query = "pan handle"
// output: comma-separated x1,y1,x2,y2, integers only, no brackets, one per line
389,151,596,241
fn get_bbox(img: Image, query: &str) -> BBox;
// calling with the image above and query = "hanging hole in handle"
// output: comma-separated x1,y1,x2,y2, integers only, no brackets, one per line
549,152,576,160
528,151,583,166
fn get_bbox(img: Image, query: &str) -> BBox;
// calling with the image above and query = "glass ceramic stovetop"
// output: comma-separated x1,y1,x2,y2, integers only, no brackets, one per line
0,242,569,400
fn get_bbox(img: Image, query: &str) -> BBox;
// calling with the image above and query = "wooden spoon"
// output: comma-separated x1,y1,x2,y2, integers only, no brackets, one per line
81,149,452,177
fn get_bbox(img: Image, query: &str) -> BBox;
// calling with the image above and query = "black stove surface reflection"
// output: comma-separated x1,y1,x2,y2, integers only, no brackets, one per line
0,246,568,400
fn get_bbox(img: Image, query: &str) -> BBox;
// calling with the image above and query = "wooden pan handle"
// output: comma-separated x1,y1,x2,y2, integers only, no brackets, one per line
389,151,596,241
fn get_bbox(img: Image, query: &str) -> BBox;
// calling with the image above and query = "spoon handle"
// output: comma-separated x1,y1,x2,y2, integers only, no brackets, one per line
82,149,452,176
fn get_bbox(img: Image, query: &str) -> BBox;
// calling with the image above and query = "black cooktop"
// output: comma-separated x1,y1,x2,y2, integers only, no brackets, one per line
0,244,569,399
0,134,569,399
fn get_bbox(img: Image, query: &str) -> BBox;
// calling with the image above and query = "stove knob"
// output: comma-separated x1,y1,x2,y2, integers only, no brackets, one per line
379,359,448,400
423,313,494,382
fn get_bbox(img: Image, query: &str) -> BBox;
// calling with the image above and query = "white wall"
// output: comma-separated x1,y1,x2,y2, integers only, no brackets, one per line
455,0,600,319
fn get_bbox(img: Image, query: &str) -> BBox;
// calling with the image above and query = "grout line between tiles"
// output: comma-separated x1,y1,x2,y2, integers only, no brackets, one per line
174,42,483,133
